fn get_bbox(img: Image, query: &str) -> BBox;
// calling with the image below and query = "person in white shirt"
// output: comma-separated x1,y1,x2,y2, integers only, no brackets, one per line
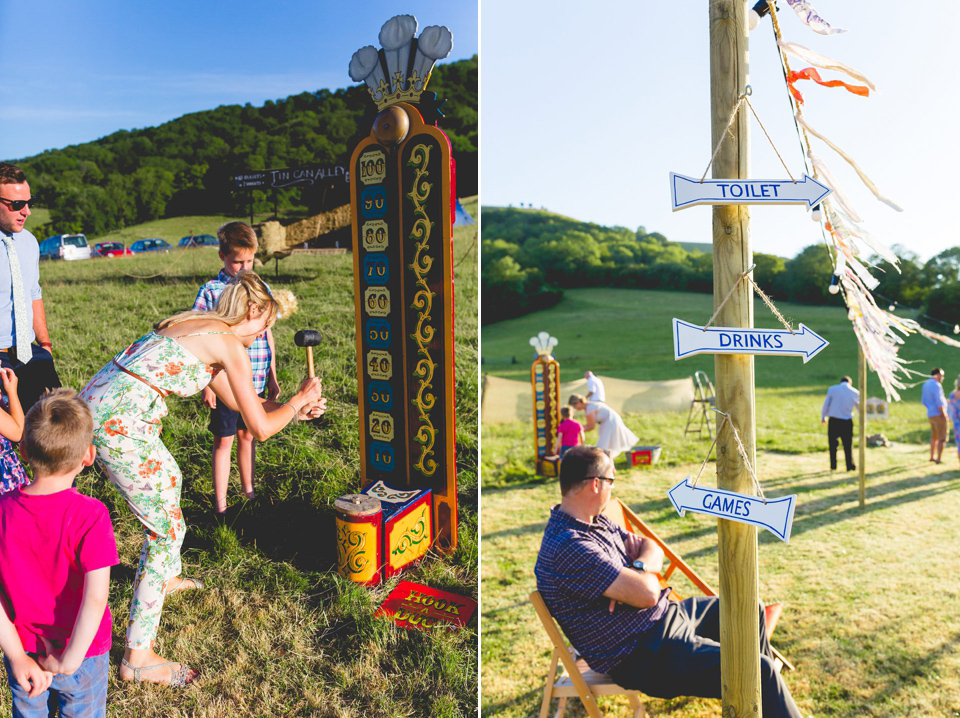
820,376,859,471
584,370,605,403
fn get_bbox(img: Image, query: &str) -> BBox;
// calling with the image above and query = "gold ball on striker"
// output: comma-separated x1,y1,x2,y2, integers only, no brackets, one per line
373,105,411,145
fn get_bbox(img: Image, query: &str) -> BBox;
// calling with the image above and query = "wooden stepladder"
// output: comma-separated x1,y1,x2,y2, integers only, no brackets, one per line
684,370,716,439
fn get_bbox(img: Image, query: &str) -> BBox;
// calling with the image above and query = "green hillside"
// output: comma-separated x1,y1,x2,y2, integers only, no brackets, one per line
11,57,477,240
482,286,949,471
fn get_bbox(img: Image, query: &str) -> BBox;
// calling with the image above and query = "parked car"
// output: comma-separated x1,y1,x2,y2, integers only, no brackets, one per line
130,238,172,253
39,234,92,261
93,241,133,258
178,234,218,248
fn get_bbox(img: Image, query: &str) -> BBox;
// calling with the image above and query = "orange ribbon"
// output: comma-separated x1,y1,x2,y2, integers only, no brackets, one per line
787,67,870,106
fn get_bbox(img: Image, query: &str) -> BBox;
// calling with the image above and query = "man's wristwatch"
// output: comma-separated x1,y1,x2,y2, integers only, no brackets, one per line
632,559,646,572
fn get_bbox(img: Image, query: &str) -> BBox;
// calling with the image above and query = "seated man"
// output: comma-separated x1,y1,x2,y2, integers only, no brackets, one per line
534,445,802,718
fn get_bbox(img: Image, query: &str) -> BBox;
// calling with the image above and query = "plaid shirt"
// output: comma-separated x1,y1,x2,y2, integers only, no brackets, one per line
194,270,272,393
534,506,670,673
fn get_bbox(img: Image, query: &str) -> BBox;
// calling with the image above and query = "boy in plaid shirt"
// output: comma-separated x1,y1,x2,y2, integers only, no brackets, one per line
193,222,280,513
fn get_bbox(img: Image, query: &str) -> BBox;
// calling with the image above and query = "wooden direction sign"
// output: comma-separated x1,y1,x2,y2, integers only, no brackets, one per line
667,477,796,542
673,318,828,363
670,172,832,211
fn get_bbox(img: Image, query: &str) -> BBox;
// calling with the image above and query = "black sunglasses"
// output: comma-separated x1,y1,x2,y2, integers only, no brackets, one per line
588,475,615,486
0,197,35,211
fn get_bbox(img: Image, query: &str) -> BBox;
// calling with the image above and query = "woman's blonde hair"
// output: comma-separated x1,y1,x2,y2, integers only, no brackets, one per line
157,271,279,330
568,394,586,407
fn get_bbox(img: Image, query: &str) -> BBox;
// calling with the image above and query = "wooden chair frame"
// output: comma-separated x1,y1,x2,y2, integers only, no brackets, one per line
530,589,646,718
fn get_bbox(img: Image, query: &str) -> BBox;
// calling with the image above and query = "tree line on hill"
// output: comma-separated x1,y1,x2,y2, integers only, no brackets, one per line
481,206,960,330
12,57,477,240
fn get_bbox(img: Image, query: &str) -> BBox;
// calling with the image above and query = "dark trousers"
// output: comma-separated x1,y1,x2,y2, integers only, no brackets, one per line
609,597,802,718
828,417,855,470
0,344,61,414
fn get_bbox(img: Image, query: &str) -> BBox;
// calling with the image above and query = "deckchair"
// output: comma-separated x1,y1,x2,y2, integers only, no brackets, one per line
530,589,646,718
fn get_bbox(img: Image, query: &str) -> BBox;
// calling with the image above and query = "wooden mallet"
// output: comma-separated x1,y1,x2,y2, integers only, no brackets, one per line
294,329,321,378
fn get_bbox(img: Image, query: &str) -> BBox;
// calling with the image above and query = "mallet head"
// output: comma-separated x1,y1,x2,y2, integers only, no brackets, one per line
294,329,321,378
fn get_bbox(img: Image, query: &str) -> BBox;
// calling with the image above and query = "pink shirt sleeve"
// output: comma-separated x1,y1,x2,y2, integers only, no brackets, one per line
76,502,120,574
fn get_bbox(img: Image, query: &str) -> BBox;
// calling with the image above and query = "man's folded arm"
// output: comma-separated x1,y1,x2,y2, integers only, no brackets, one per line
603,566,662,608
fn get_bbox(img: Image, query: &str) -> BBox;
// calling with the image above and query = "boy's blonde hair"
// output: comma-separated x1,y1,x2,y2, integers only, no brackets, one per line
22,388,93,476
157,271,279,330
218,221,258,255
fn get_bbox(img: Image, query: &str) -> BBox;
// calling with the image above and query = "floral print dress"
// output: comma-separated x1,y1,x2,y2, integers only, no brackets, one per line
80,331,223,649
0,395,28,494
949,391,960,451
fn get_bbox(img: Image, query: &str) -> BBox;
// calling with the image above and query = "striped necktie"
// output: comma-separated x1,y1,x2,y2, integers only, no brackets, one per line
1,235,31,360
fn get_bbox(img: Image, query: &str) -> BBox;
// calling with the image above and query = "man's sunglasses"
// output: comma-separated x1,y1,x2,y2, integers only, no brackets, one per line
0,197,36,211
589,475,615,486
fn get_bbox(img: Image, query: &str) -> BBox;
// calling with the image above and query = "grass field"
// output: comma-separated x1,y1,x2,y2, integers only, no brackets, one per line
481,286,960,716
4,198,479,717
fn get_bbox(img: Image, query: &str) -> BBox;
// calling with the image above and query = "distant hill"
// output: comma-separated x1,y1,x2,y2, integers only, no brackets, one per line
14,57,477,240
479,205,873,326
481,205,714,324
676,241,713,254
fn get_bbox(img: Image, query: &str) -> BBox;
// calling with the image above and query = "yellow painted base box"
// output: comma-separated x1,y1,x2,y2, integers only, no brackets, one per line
537,455,561,477
363,480,433,580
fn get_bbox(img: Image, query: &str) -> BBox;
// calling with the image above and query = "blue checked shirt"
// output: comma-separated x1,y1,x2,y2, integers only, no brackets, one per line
534,506,671,673
193,270,272,393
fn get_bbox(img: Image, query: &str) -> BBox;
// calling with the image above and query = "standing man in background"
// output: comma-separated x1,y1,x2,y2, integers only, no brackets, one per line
584,370,605,403
922,367,948,464
0,163,60,412
821,375,859,472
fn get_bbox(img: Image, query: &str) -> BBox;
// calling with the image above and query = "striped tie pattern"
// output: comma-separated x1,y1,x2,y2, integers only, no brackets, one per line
1,235,31,360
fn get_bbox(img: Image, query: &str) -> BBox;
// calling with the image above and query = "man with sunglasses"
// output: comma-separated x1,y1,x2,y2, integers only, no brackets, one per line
534,444,802,717
0,163,60,412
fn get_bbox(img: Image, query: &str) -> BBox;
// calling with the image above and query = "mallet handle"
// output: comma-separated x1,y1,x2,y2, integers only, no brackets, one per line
306,346,315,378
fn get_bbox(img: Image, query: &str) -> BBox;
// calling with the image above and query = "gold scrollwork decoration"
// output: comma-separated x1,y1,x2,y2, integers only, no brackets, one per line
391,517,429,557
336,523,371,574
406,141,440,477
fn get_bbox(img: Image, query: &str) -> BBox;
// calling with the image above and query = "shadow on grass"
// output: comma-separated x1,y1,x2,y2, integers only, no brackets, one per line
184,497,338,576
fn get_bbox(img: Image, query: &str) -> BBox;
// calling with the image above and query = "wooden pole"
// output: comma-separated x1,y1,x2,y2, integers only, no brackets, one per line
710,2,761,716
858,345,866,508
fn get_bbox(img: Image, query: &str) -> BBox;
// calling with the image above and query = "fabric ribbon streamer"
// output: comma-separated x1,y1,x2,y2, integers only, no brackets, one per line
787,67,869,105
785,0,846,35
915,326,960,349
799,116,903,212
778,41,876,91
808,150,861,222
841,274,922,402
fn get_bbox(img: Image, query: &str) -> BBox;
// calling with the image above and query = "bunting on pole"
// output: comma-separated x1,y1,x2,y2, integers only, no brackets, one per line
787,67,869,106
784,0,846,35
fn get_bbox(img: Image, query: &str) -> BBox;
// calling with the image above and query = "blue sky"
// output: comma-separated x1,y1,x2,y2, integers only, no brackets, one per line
481,0,960,262
0,0,477,161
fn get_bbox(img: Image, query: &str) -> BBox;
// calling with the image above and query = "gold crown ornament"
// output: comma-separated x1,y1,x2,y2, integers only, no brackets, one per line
349,15,454,110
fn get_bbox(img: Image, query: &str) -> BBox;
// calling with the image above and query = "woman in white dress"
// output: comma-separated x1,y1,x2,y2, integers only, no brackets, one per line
569,393,639,460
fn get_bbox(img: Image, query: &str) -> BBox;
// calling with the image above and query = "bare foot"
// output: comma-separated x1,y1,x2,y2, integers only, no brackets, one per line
214,495,227,514
119,648,197,686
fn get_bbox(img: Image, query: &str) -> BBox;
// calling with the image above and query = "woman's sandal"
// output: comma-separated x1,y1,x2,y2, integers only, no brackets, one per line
121,658,196,687
165,576,205,595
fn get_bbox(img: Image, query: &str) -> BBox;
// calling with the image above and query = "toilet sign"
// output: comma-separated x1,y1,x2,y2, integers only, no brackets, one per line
670,172,832,211
668,477,796,542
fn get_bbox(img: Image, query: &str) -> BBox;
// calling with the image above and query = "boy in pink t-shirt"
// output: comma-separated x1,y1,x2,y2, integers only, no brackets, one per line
0,389,118,717
556,405,585,457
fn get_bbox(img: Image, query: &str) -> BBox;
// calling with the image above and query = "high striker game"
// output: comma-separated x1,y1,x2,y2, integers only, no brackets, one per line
349,16,458,551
